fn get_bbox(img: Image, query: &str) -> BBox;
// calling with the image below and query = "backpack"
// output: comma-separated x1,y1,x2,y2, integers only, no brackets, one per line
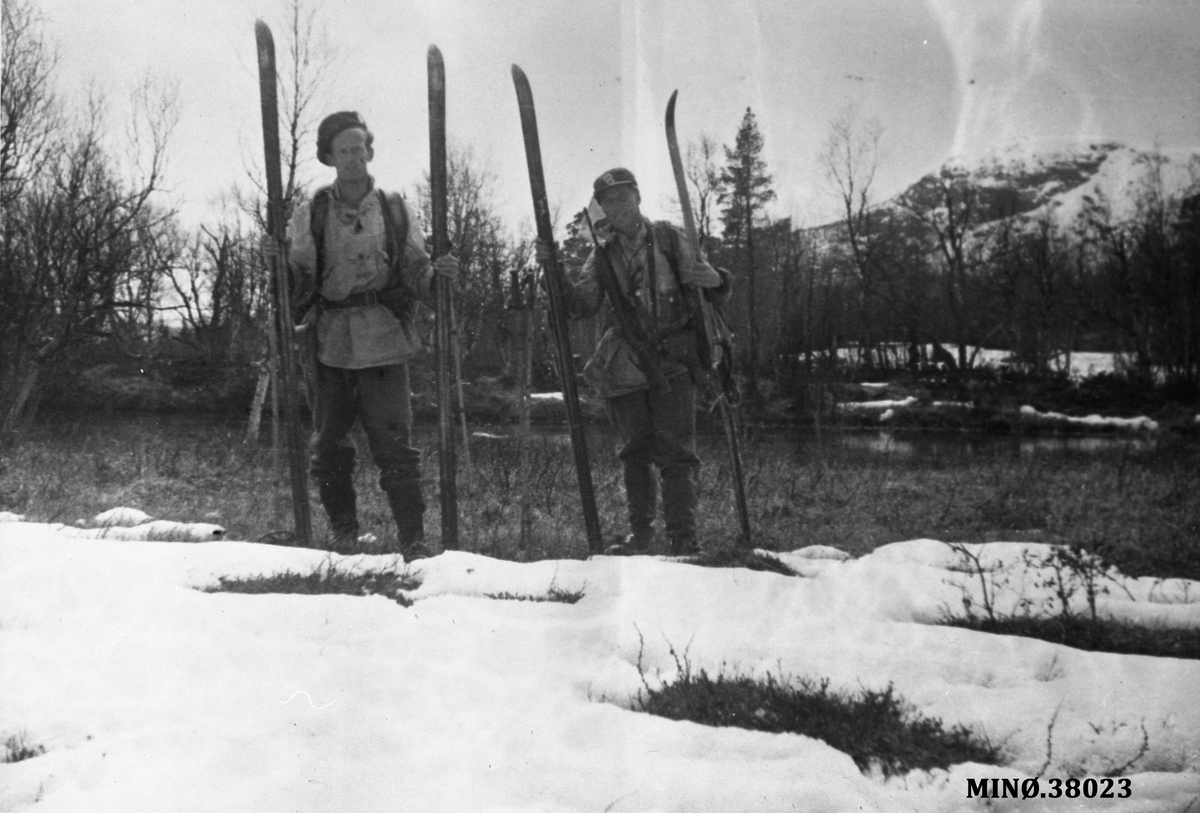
305,185,415,322
649,221,735,369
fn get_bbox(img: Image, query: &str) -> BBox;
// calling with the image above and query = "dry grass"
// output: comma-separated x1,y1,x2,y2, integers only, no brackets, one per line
1,413,1196,581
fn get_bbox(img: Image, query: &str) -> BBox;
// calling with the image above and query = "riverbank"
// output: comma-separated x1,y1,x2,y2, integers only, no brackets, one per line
40,357,1200,437
5,411,1198,583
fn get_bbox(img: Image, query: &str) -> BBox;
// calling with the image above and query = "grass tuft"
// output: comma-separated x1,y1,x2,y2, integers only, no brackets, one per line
637,665,1002,776
680,547,800,576
485,585,585,604
202,560,420,607
4,732,47,763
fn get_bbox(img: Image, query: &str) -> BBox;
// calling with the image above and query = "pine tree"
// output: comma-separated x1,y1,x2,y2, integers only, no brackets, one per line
719,108,775,400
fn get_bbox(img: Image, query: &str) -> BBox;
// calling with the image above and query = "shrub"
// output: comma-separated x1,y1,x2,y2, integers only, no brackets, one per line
485,586,585,604
4,732,46,763
202,560,419,607
636,660,1002,776
678,547,799,576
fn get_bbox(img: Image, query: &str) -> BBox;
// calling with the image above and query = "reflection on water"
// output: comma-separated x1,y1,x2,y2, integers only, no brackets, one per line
38,412,1169,465
789,429,1159,460
474,424,1167,465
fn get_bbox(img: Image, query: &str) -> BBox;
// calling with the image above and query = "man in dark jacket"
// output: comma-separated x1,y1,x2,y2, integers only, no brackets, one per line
559,168,731,555
284,111,458,559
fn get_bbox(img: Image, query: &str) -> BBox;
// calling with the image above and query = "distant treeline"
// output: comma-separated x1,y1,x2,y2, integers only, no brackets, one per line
4,1,1198,436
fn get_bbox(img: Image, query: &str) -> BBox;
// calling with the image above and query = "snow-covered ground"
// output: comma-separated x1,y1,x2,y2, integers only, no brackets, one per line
1019,405,1159,432
2,516,1198,812
836,385,1164,432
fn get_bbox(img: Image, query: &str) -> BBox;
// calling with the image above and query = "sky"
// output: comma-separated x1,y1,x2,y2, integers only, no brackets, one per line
2,514,1199,811
29,0,1200,234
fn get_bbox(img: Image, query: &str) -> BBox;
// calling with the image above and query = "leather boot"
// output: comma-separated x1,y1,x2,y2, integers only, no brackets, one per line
623,461,657,536
605,525,656,556
662,465,700,555
317,476,359,553
383,476,429,560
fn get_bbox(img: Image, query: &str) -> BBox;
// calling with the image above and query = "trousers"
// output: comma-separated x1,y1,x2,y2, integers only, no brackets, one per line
309,361,425,545
605,374,700,545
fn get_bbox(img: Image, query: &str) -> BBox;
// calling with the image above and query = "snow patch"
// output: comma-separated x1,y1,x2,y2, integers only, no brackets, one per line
62,520,226,542
92,507,154,527
838,396,918,411
1020,405,1159,431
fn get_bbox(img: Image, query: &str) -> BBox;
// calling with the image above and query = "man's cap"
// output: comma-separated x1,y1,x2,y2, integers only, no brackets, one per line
593,167,639,197
317,111,369,165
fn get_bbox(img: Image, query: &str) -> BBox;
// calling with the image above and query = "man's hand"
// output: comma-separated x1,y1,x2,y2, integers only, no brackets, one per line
533,240,561,293
260,234,282,263
432,254,459,283
679,260,721,289
534,239,556,265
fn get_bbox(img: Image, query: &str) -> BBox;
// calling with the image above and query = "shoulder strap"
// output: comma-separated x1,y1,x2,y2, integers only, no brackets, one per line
596,242,652,338
592,242,670,392
654,219,725,313
376,189,409,275
651,220,684,287
375,190,415,324
310,186,333,287
311,186,410,282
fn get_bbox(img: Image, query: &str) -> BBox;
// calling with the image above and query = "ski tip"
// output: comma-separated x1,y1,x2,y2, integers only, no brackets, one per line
254,19,274,58
666,89,678,120
428,43,443,61
511,63,526,81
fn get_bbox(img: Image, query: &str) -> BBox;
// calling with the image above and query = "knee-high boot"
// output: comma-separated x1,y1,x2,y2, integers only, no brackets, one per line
661,464,698,555
316,475,358,552
311,447,358,551
623,460,658,549
382,474,427,557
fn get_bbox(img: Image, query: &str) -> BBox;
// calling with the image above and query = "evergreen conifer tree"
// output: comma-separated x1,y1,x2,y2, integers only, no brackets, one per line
719,108,775,400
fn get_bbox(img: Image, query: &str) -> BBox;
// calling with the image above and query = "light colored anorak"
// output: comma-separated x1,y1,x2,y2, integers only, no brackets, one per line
564,218,727,398
287,178,435,369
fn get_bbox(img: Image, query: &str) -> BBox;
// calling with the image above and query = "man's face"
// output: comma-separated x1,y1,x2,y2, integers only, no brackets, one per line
329,128,372,183
597,185,641,234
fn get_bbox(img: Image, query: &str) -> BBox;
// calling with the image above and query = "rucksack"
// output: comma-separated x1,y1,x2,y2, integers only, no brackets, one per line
305,185,414,322
649,221,735,376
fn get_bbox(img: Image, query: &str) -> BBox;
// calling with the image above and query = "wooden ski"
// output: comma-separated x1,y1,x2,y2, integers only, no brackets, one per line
665,89,753,548
428,45,459,550
254,20,312,546
511,64,603,555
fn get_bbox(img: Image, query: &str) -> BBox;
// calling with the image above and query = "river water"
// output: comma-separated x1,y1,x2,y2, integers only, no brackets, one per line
35,411,1175,467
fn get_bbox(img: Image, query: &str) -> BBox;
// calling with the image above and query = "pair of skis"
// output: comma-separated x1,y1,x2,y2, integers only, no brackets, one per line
254,23,460,551
513,68,753,551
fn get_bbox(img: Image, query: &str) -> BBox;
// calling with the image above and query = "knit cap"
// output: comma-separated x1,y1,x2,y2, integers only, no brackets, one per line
317,111,369,165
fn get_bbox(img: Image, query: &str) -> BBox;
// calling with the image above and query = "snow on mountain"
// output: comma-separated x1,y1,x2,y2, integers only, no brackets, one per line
892,141,1198,230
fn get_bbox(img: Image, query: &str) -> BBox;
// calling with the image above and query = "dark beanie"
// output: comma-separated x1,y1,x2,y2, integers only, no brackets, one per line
317,111,369,165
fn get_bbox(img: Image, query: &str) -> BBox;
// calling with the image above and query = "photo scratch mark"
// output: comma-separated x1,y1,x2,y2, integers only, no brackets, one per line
281,691,336,710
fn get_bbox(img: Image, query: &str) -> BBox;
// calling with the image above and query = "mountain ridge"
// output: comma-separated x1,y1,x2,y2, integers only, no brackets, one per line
816,141,1198,235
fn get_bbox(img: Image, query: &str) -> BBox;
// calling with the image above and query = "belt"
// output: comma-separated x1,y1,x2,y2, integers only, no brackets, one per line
321,289,390,309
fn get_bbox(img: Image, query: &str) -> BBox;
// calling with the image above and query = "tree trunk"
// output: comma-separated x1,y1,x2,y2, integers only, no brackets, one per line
1,362,41,442
744,214,760,401
245,361,271,443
